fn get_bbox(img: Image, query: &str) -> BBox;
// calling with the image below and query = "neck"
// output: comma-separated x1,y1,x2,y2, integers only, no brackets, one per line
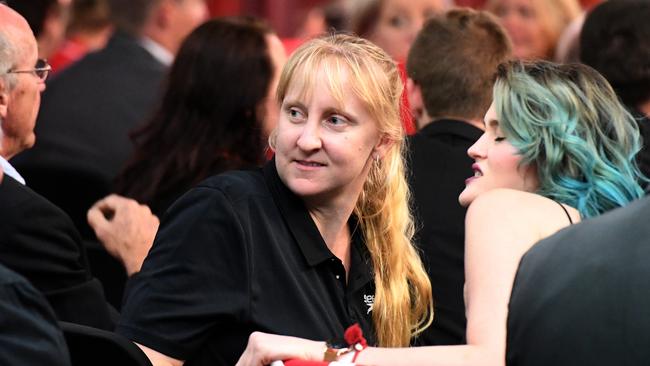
142,26,176,56
71,26,114,51
0,136,18,160
306,198,356,273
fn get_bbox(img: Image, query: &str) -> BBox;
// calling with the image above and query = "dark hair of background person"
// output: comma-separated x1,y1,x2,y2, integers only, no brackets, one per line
406,8,512,120
579,0,650,109
6,0,57,36
347,0,382,38
115,16,275,216
67,0,111,34
107,0,159,35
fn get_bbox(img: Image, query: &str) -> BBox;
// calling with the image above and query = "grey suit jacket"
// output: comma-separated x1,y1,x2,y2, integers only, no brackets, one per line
507,196,650,365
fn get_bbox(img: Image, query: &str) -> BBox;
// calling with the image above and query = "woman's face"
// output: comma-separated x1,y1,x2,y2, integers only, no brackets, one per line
490,0,553,60
274,66,390,207
260,34,287,138
368,0,445,62
458,103,538,206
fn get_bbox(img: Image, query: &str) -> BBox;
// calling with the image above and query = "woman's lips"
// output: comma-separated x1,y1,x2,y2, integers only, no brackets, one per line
294,159,326,170
466,164,483,185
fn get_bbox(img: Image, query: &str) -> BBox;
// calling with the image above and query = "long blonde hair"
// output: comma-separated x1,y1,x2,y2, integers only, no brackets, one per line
273,34,433,347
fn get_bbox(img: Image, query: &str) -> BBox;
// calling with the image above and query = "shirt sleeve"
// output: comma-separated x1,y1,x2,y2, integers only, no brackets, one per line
117,185,250,361
0,273,71,366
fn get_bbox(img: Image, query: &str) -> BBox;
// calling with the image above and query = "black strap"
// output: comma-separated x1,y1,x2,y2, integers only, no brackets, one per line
557,201,573,225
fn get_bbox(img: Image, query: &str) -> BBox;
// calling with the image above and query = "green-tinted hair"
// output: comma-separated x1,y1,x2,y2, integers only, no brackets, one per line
494,60,645,218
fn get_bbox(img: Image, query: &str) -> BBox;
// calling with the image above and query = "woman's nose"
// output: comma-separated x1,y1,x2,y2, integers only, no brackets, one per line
296,120,322,151
467,134,487,159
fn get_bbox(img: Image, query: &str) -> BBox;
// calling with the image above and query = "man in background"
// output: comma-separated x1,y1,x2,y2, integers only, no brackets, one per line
405,8,512,345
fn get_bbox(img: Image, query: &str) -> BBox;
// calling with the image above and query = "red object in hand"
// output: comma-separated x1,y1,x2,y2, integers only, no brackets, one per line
282,324,368,366
344,323,367,349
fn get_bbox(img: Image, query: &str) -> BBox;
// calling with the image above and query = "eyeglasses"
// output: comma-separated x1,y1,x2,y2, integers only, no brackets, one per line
8,59,51,82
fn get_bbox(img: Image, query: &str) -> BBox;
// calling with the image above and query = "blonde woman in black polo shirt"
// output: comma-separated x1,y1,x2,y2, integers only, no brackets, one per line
116,33,433,366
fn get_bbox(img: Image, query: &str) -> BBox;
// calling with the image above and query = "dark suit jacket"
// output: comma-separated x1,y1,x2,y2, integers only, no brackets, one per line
0,263,71,366
0,175,114,330
12,31,166,239
407,119,482,345
507,196,650,366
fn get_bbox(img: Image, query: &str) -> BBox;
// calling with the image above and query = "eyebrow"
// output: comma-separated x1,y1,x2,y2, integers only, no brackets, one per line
484,119,500,128
322,107,357,123
282,99,307,110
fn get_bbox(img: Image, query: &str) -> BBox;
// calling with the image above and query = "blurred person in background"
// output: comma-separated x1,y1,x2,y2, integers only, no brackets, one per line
49,0,114,73
347,0,452,63
347,0,453,134
12,0,208,239
580,0,650,187
485,0,580,60
7,0,71,59
111,16,286,218
11,0,208,309
405,8,512,346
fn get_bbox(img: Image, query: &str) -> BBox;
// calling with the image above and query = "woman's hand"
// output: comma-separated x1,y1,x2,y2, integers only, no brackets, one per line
236,332,325,366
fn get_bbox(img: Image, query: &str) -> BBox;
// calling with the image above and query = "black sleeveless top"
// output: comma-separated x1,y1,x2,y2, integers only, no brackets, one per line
556,201,574,225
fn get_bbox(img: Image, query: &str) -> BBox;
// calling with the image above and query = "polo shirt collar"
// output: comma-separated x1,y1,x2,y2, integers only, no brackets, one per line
264,159,333,266
348,224,373,293
263,159,371,275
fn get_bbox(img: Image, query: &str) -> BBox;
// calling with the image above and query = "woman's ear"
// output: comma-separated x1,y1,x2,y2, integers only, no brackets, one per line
373,134,394,160
406,78,423,127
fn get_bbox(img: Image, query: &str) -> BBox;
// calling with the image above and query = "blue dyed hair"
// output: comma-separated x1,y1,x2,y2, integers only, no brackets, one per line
494,60,645,218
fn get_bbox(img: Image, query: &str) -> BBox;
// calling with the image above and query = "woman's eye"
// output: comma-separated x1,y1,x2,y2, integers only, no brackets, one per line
517,5,534,19
495,136,506,142
287,107,304,120
388,15,407,28
327,115,348,127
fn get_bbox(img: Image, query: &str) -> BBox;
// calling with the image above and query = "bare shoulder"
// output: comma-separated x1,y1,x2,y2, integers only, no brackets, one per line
466,188,545,218
466,188,579,245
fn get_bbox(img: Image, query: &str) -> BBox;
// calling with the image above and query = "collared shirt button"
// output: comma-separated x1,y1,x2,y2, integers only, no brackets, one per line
335,275,340,280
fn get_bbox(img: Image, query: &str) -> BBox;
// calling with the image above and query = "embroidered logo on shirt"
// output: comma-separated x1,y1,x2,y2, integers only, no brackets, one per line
363,294,374,314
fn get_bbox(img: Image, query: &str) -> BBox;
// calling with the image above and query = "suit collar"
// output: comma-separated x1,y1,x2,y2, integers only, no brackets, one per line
1,156,25,185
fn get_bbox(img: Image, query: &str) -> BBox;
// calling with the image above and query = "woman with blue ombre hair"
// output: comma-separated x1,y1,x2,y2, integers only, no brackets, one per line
236,59,644,366
472,60,646,218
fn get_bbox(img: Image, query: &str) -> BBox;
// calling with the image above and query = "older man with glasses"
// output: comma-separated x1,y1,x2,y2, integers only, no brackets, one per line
0,2,121,330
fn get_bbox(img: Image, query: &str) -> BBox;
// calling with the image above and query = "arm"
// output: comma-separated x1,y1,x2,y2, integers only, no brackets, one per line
136,343,184,366
237,189,539,366
87,194,159,276
116,185,250,364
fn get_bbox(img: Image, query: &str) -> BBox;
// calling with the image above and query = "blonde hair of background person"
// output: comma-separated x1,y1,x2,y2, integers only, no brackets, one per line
346,0,452,62
269,33,433,347
485,0,580,60
236,60,645,366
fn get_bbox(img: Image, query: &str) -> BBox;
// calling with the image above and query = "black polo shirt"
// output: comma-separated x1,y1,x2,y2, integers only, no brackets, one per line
117,161,376,366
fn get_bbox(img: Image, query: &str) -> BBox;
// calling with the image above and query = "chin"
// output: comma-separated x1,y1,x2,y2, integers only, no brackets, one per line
458,188,476,207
